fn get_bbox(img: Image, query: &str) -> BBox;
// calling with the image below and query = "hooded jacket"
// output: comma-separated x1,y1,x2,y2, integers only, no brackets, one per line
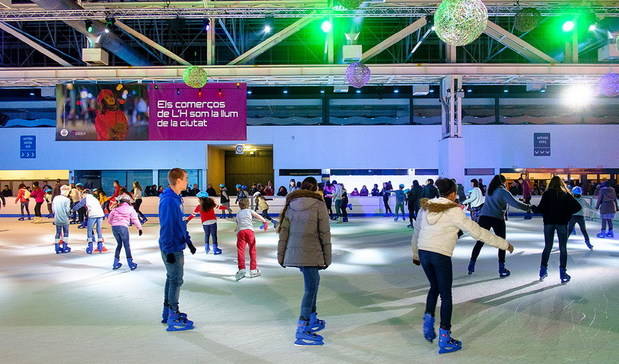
596,186,618,215
480,187,529,220
461,187,484,208
108,202,142,229
278,190,332,268
158,187,191,254
72,194,105,218
411,198,509,261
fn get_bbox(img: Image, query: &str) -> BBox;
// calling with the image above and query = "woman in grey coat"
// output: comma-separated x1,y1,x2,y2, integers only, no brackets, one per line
277,177,332,346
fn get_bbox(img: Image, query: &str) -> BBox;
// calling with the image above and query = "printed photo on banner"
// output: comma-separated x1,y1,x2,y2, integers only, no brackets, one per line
56,84,149,141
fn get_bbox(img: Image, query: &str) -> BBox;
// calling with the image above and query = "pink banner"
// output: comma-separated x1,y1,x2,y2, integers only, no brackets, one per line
148,83,247,140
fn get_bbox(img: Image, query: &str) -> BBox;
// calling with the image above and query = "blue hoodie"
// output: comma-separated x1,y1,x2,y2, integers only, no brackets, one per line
480,187,530,220
159,187,190,254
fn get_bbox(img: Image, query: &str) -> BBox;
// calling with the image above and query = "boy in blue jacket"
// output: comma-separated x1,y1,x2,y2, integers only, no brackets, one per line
159,168,197,331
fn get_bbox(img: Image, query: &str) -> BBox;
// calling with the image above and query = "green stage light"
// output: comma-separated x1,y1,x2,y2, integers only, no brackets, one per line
321,20,333,33
589,24,597,32
562,20,575,32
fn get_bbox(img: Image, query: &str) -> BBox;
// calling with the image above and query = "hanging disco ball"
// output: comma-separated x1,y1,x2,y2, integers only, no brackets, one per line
182,66,208,88
434,0,488,47
337,0,363,10
515,8,542,33
346,62,371,89
598,73,619,97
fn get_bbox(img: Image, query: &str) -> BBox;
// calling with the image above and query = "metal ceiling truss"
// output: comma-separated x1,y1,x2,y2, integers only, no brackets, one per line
1,64,616,87
1,5,618,22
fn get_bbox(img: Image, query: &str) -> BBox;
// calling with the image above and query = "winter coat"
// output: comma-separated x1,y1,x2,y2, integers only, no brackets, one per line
278,190,332,268
536,190,581,225
457,184,466,202
480,187,529,220
52,195,71,225
422,184,439,199
258,197,269,211
522,180,532,199
158,187,191,254
333,184,344,200
30,188,45,203
462,187,485,208
15,188,30,203
108,203,142,229
187,204,217,224
407,185,424,207
596,186,618,215
411,198,509,260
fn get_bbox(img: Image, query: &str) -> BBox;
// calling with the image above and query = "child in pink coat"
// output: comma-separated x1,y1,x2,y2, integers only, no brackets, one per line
108,195,143,270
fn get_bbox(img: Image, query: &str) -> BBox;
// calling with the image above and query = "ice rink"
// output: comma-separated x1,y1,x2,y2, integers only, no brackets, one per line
0,216,617,363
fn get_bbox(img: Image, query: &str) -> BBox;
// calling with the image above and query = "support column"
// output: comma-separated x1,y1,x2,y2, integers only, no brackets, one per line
565,29,578,63
152,169,158,187
439,137,465,184
207,17,216,65
439,75,465,183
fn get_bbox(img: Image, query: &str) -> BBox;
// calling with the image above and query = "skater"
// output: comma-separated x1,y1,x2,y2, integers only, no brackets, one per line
567,186,593,249
333,180,344,222
186,192,222,255
257,193,278,228
340,184,350,223
371,184,380,197
75,184,87,227
467,175,532,278
68,184,81,224
595,181,618,238
323,182,335,219
381,182,393,216
219,184,233,218
422,179,440,199
132,181,148,224
412,178,513,354
406,180,424,228
51,185,72,254
14,183,31,221
234,198,268,281
535,176,581,284
461,179,485,223
73,189,107,254
235,184,247,205
277,177,331,346
393,184,407,222
108,194,143,270
159,168,197,331
30,182,45,221
44,188,53,218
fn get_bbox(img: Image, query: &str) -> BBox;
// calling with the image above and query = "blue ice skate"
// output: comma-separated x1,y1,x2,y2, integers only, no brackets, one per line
161,305,187,324
438,328,462,354
113,258,122,270
127,258,138,270
467,260,475,275
54,243,63,254
86,242,94,255
166,311,194,332
499,263,511,278
309,312,325,333
539,266,548,281
213,243,222,255
597,231,606,238
560,268,571,285
61,242,71,253
423,313,437,343
607,230,614,238
295,320,324,346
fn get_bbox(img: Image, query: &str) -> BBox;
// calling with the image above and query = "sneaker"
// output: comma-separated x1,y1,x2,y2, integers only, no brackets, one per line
249,269,261,278
235,269,246,281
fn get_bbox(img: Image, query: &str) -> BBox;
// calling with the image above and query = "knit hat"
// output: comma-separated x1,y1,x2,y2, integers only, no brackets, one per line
571,186,583,195
116,194,131,203
219,184,225,188
399,184,405,189
235,184,241,189
196,191,209,198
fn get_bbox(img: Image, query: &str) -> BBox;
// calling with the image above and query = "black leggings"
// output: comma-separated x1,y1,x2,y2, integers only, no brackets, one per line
324,197,333,216
541,224,568,270
133,199,147,221
567,215,590,243
383,195,392,214
470,215,507,264
420,250,453,330
34,202,43,217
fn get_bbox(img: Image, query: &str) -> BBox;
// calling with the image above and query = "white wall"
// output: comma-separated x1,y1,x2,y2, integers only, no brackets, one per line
0,124,617,190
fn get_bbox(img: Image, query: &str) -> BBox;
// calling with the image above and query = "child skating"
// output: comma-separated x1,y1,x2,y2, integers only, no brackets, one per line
568,187,593,249
186,192,222,255
393,184,407,222
219,184,233,218
257,193,278,229
108,194,143,270
235,198,268,281
73,189,107,254
411,178,513,354
51,185,72,254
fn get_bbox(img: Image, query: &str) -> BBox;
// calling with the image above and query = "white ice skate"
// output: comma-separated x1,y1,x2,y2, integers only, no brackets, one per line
235,269,246,281
249,269,262,278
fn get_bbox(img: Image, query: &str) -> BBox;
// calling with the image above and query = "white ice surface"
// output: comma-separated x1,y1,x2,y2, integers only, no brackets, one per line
0,217,617,363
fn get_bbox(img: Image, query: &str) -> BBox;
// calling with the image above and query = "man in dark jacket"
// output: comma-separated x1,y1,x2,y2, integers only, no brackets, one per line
406,180,424,228
159,168,196,332
422,179,439,199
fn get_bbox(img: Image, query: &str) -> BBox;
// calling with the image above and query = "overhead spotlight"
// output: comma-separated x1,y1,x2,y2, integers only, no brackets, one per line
283,89,288,94
562,20,575,32
467,89,473,93
431,25,436,31
247,90,252,95
85,20,93,33
588,24,597,32
115,83,124,91
263,16,273,34
393,88,400,94
176,88,181,96
105,17,115,33
29,92,35,96
204,19,211,31
320,89,325,94
540,88,546,93
503,89,509,93
562,84,593,108
355,89,361,94
321,20,333,33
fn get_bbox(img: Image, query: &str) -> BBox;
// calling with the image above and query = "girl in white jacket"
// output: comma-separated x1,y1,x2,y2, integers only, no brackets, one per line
411,178,514,355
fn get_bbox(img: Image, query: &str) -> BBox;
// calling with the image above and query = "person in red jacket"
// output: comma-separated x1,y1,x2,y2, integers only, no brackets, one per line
186,192,222,255
30,181,46,221
14,183,31,221
95,89,128,141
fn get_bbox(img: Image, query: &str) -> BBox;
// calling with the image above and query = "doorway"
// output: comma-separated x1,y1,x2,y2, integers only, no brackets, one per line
208,145,274,192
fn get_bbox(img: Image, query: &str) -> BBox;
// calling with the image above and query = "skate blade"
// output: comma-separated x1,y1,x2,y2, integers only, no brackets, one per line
166,324,195,332
438,346,462,354
294,339,324,346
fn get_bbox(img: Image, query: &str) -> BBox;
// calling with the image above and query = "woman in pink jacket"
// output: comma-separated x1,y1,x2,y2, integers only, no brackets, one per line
30,181,46,220
108,194,143,270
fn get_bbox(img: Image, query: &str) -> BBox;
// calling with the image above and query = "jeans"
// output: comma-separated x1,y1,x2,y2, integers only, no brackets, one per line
383,195,392,214
202,223,218,245
112,225,132,259
334,199,342,219
567,215,590,242
133,199,147,222
20,201,31,218
324,197,333,216
541,224,568,270
299,267,320,321
87,217,104,243
78,206,86,224
34,202,43,217
419,250,453,331
601,213,615,231
161,250,184,312
55,224,69,242
46,202,52,215
470,215,507,264
395,202,405,219
236,229,257,270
